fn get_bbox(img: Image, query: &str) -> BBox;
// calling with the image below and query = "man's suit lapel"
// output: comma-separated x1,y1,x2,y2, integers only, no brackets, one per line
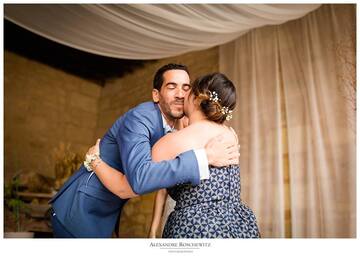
153,102,165,138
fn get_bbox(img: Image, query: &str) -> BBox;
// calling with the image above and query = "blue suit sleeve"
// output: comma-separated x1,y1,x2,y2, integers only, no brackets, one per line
116,114,201,195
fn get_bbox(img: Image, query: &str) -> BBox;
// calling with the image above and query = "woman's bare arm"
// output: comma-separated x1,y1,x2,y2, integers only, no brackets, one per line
92,160,138,199
88,139,138,199
148,189,168,238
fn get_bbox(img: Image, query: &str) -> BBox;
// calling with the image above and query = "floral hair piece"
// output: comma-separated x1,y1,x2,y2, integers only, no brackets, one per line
221,106,233,121
209,90,233,121
209,90,220,103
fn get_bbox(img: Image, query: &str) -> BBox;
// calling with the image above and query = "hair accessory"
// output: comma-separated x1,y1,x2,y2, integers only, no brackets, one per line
209,90,220,103
209,90,233,121
221,106,233,121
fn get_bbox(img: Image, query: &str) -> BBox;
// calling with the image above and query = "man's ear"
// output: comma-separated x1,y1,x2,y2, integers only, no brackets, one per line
152,89,160,103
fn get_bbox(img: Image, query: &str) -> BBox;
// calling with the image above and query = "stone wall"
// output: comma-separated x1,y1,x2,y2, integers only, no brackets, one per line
4,51,101,181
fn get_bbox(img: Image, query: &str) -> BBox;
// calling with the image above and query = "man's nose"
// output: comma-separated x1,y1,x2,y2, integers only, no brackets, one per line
175,87,186,98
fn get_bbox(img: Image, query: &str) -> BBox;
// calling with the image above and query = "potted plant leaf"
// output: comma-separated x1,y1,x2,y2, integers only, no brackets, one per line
4,174,34,238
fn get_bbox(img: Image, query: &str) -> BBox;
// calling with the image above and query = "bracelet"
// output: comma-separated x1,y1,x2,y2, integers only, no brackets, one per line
84,153,100,172
92,159,102,171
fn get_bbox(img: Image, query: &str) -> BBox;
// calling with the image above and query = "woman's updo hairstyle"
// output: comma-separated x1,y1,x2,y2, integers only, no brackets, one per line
191,73,236,124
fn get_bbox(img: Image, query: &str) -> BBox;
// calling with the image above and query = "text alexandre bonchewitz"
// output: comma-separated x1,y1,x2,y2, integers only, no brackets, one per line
150,242,211,249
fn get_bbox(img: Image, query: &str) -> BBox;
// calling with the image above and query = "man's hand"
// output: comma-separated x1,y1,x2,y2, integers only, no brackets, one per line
205,135,240,167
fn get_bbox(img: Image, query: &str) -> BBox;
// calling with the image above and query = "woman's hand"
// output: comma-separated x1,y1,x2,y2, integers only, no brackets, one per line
174,116,189,130
86,138,101,156
86,139,101,170
205,135,240,167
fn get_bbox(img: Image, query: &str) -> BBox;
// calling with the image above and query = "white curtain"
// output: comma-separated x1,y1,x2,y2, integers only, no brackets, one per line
4,4,320,59
220,4,356,238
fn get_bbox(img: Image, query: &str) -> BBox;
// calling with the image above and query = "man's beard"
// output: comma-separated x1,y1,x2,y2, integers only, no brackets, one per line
169,109,185,119
168,100,185,119
158,99,185,120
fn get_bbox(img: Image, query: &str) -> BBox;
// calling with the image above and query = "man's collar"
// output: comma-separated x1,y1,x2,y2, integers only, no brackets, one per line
161,114,175,133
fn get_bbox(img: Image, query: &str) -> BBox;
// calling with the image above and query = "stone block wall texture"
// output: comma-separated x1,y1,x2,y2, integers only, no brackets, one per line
4,51,101,181
4,46,219,237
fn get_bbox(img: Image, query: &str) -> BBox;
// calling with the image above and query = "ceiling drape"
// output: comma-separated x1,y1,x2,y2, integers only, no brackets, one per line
5,4,320,59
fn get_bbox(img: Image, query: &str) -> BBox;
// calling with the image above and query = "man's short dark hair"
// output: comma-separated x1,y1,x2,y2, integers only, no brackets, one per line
153,63,190,91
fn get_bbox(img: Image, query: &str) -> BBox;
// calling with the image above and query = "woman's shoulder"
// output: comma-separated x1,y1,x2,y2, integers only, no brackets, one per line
151,123,205,161
176,121,235,138
175,122,238,148
171,122,215,141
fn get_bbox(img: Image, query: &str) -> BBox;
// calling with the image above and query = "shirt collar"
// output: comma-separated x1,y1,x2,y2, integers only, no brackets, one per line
161,114,175,133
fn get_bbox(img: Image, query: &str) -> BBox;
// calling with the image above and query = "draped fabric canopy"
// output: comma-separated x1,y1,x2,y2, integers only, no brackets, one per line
4,4,320,59
220,4,356,237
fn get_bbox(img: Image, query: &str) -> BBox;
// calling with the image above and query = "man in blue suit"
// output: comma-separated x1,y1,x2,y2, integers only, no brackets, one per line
49,63,239,238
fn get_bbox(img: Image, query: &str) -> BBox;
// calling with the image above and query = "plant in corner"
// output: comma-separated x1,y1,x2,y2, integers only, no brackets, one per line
4,173,33,238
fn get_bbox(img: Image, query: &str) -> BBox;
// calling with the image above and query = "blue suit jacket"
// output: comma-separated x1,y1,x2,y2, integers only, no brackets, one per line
49,102,201,237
